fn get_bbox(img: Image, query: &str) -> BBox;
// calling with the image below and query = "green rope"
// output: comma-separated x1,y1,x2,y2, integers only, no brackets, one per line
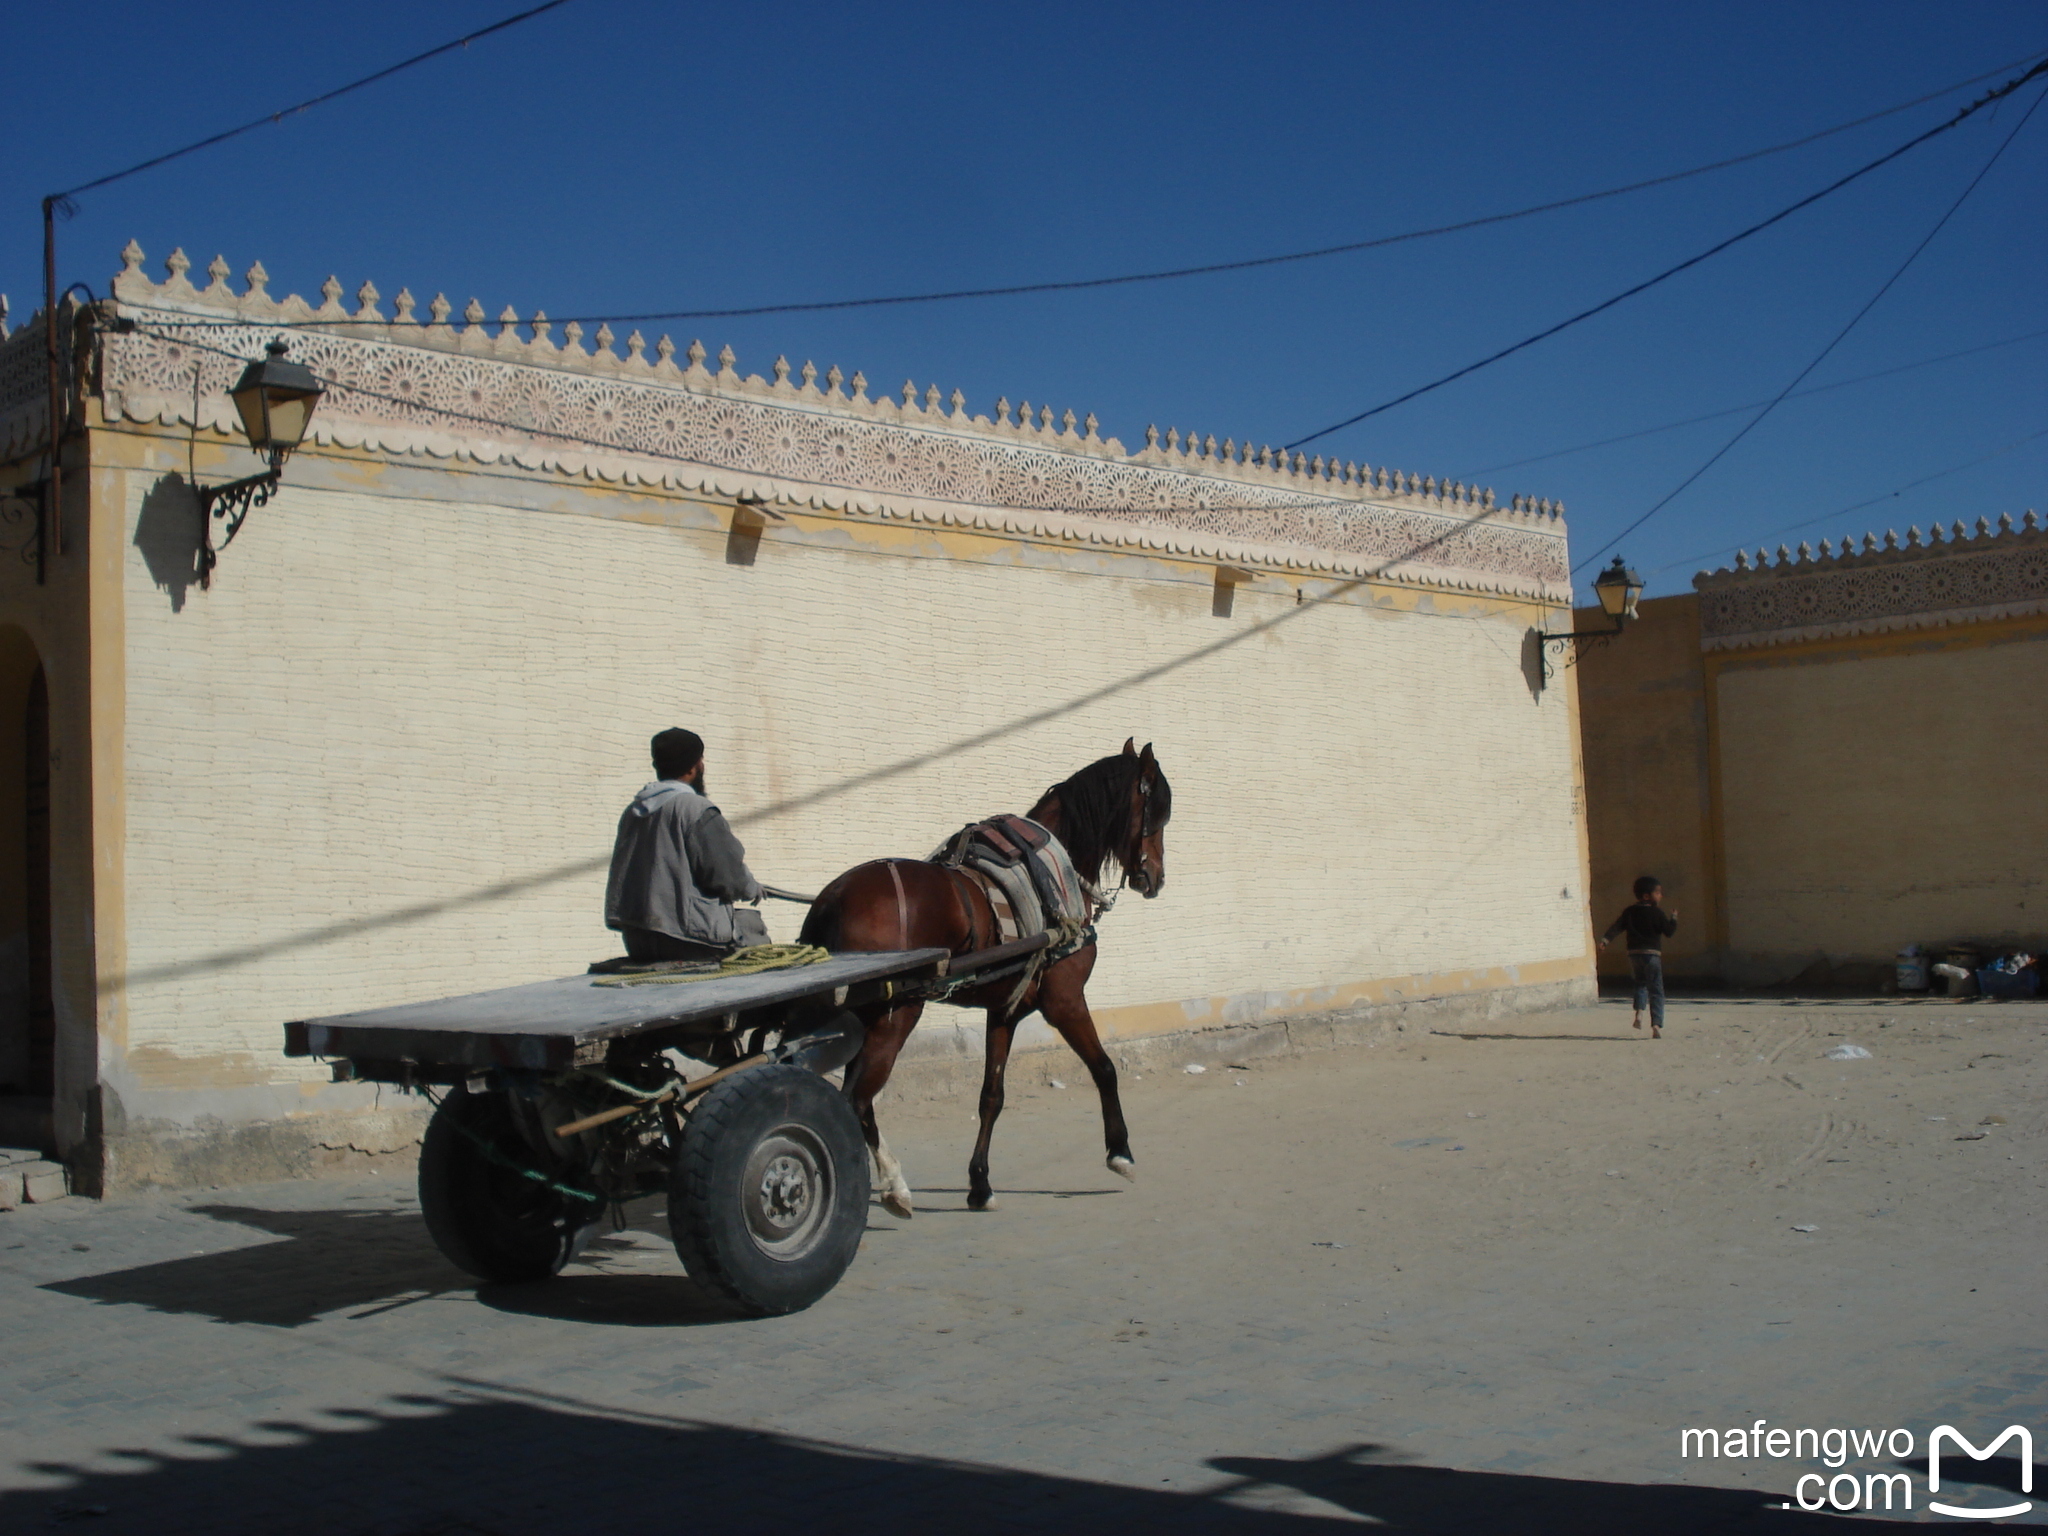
593,942,831,987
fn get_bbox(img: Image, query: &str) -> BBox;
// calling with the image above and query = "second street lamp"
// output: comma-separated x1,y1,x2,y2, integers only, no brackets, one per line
199,338,324,586
1534,555,1644,685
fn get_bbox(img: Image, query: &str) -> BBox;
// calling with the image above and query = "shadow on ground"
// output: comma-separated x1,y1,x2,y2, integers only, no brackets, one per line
2,1390,1942,1535
39,1205,468,1327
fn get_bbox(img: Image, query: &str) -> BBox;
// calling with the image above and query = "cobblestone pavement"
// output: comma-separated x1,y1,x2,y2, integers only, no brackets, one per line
3,999,2042,1533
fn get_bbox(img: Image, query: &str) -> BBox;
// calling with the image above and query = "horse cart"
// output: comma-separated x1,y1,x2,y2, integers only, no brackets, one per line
282,936,1048,1314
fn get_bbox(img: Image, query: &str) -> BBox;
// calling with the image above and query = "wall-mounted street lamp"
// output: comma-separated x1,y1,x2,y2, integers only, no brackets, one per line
198,338,323,586
1534,555,1644,684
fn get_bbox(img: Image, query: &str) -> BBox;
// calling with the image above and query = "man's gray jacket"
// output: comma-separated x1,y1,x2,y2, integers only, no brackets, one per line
605,780,763,947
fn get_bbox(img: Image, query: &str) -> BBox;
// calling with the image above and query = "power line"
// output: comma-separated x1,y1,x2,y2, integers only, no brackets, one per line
1284,57,2048,455
1460,327,2048,479
43,0,576,208
86,47,2048,331
1648,427,2048,577
1572,80,2048,575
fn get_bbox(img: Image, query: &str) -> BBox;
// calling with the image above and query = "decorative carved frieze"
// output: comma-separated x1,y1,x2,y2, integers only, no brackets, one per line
77,244,1574,601
1694,515,2048,650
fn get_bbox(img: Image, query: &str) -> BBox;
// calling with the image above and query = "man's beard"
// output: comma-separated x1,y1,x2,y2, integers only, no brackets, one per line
690,769,708,796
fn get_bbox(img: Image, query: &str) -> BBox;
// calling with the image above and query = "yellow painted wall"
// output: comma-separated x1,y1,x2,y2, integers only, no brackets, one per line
1574,594,1719,979
1711,620,2048,977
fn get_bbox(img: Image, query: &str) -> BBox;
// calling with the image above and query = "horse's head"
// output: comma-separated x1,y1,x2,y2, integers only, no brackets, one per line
1117,737,1171,898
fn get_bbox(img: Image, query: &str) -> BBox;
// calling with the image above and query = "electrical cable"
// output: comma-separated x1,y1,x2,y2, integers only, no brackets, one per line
42,0,575,209
77,47,2048,331
1648,427,2048,578
1571,80,2048,575
1284,58,2048,454
1459,327,2048,479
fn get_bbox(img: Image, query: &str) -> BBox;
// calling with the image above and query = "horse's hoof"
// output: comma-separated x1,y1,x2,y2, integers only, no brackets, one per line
1107,1154,1136,1182
968,1195,1001,1212
881,1189,915,1220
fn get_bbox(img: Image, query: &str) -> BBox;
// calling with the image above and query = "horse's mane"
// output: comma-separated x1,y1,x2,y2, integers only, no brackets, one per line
1030,752,1172,886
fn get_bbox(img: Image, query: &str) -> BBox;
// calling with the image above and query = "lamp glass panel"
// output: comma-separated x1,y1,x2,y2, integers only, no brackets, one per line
1596,578,1628,617
230,383,270,447
265,392,314,448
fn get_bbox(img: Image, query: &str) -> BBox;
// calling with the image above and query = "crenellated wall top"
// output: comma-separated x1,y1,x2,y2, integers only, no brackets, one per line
5,244,1576,601
1693,513,2048,650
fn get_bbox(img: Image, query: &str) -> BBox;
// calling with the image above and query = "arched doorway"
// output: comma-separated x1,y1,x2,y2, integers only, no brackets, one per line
0,626,53,1148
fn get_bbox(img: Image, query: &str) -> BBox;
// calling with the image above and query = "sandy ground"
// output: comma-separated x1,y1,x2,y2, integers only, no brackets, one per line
2,994,2042,1531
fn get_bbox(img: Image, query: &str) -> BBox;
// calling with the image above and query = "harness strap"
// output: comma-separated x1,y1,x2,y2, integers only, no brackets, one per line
886,859,909,949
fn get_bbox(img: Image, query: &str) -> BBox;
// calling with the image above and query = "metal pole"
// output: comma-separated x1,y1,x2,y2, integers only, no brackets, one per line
40,197,61,574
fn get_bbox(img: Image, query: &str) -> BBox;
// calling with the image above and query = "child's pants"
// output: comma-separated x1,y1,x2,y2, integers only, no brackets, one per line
1629,952,1666,1029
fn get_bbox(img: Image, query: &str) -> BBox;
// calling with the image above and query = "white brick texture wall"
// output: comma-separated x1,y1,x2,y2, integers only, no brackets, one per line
119,478,1587,1077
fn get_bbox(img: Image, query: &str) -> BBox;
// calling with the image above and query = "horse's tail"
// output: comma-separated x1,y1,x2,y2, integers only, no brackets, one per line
797,870,854,949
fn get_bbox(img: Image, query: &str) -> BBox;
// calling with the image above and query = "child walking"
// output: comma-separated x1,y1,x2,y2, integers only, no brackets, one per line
1598,876,1679,1037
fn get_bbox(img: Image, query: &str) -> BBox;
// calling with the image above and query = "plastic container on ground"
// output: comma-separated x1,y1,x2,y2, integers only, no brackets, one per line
1943,945,1981,997
1894,946,1929,992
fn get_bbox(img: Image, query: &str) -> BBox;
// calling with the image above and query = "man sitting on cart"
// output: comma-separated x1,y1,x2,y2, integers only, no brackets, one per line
605,727,770,963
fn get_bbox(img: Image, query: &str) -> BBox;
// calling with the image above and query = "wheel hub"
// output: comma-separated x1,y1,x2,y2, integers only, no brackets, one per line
741,1126,832,1261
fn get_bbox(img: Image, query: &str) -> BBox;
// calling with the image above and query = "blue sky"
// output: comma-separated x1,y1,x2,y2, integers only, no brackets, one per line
7,0,2044,595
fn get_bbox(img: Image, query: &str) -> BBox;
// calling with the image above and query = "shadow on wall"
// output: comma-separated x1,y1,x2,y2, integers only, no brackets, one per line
0,1390,1919,1535
133,473,206,612
1521,628,1546,702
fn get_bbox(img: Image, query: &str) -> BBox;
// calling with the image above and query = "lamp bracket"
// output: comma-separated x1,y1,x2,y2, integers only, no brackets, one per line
1532,614,1625,684
196,452,284,588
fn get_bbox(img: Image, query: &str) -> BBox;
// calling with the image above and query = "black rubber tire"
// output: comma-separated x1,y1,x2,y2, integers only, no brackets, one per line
669,1064,872,1316
418,1088,594,1284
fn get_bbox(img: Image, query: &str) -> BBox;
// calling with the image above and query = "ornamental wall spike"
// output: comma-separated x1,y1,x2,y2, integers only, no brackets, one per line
1818,538,1833,558
1951,520,1966,541
1040,405,1055,431
929,386,945,414
245,261,269,299
165,247,192,284
1552,500,1566,519
717,342,739,377
393,288,416,324
901,379,918,407
428,293,451,326
2026,510,2040,531
1482,488,1494,509
688,340,710,375
772,355,790,386
1927,522,1945,544
204,255,233,298
801,360,818,392
1883,530,1898,550
463,298,486,327
849,370,868,400
1733,550,1750,570
1998,511,2014,534
562,320,584,354
1976,516,1991,537
627,331,646,364
120,239,146,277
656,335,678,372
354,281,382,321
1797,541,1812,562
1908,526,1924,547
1001,398,1016,427
1776,544,1791,564
0,295,7,339
319,277,348,316
1164,426,1179,453
529,310,552,348
954,390,970,420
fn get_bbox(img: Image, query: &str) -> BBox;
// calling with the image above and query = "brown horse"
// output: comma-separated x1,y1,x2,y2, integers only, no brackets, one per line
800,740,1171,1215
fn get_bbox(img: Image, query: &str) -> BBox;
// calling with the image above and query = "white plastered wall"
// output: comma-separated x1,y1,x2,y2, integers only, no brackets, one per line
115,475,1588,1087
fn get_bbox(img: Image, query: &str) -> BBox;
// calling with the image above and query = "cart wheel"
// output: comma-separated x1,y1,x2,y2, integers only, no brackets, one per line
669,1064,871,1315
419,1088,597,1284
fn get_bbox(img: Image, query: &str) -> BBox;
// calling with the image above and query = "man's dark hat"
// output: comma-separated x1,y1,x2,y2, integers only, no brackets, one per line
651,727,704,774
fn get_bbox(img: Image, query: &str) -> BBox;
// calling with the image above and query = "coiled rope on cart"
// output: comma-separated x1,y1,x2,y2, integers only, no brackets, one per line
592,943,831,987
